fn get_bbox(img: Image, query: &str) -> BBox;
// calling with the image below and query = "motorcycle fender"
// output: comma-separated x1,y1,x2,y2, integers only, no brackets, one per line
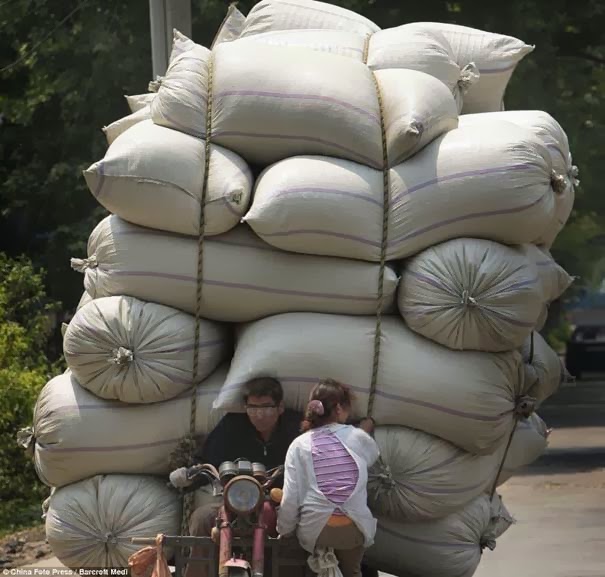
224,558,251,570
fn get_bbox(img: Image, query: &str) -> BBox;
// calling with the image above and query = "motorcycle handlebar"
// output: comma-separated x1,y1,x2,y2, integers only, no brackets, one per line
130,537,157,545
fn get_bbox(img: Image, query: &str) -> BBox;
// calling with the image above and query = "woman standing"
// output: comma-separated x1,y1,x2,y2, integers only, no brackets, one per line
277,379,380,577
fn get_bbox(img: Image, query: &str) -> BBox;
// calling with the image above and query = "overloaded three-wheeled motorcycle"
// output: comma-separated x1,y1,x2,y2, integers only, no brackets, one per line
132,459,313,577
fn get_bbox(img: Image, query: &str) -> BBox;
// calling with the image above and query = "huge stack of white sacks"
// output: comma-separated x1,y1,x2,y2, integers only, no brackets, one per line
29,1,578,574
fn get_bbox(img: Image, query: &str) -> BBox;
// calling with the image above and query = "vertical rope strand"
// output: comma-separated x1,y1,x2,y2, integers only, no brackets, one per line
489,395,536,500
367,72,390,417
181,54,215,538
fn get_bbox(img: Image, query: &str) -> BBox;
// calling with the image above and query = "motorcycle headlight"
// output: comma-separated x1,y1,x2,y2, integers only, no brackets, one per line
224,476,263,515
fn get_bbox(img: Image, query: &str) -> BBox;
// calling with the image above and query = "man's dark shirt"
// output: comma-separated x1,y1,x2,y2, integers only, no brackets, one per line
197,410,303,478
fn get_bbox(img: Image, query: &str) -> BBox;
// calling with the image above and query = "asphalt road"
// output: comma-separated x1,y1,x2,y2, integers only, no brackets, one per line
474,374,605,577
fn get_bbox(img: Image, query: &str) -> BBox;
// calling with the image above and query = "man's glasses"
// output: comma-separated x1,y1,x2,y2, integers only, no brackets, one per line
245,404,278,417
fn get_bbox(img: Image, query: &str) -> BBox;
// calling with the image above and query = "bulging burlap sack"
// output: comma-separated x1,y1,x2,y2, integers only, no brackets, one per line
46,475,180,569
240,0,379,37
234,25,473,112
73,215,397,321
152,37,457,168
33,369,226,487
245,122,558,261
368,414,547,520
523,331,567,405
86,120,253,236
215,312,526,453
398,238,568,351
64,296,230,403
460,110,578,247
238,1,532,113
365,494,513,577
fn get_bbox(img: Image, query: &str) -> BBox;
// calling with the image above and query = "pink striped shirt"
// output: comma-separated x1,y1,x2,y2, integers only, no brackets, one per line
311,427,359,514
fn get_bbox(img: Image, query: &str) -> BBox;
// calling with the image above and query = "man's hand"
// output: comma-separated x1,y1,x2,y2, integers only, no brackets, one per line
169,466,192,488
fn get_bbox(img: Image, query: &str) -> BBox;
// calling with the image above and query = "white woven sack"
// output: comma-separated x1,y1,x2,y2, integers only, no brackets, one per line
523,331,566,405
369,25,478,112
212,3,247,46
240,0,379,37
85,120,252,236
46,475,180,569
460,111,577,247
64,296,229,403
233,26,475,112
521,244,573,305
366,494,513,577
398,238,559,352
103,105,151,145
498,413,550,485
368,415,547,520
407,22,534,114
244,121,558,261
73,216,398,321
215,312,525,454
152,38,457,168
77,290,93,311
239,1,532,113
126,93,156,112
33,369,226,488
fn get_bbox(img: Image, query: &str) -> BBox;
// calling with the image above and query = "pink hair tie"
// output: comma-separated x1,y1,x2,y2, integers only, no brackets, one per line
307,399,325,416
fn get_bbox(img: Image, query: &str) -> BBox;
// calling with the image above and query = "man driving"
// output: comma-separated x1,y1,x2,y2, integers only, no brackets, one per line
184,377,302,577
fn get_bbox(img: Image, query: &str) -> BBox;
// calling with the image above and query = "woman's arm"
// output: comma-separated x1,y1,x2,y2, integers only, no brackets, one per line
276,442,302,536
350,426,380,467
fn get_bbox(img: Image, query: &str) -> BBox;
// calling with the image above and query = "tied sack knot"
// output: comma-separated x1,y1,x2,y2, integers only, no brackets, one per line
372,459,396,489
70,255,97,273
514,395,536,419
41,490,54,519
109,346,134,366
457,62,480,93
408,120,424,138
148,76,164,93
102,532,119,545
569,164,580,187
17,426,35,457
550,170,567,195
480,537,497,551
461,289,477,307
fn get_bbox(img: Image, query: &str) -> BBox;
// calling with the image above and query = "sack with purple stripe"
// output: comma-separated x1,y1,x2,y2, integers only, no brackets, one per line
214,312,537,454
46,475,180,569
244,120,571,261
63,295,230,403
151,36,458,168
368,415,548,520
85,120,253,237
32,368,226,488
397,238,572,352
236,0,533,114
365,494,513,577
72,215,398,322
459,110,578,248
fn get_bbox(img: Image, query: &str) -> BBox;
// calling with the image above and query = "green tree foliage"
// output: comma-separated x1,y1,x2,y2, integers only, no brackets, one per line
0,254,59,532
1,1,151,310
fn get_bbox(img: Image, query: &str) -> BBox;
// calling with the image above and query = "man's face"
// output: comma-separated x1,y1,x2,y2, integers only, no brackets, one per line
245,394,284,437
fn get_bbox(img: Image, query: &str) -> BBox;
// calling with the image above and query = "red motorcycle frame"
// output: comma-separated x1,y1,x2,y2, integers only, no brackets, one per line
133,461,310,577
